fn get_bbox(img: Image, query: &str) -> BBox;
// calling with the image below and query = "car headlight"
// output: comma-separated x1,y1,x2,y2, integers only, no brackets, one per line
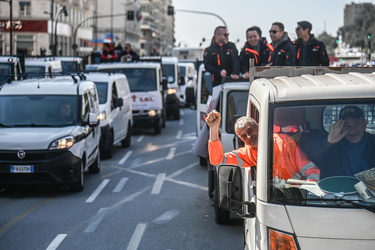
168,88,177,95
269,229,297,250
148,110,157,117
49,136,75,150
98,111,106,120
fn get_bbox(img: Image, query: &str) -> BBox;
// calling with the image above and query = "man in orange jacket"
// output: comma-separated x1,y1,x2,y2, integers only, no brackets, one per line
206,110,320,181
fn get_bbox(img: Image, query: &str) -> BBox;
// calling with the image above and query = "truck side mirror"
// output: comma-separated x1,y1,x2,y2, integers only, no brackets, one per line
217,164,256,218
114,98,123,108
162,78,168,90
88,113,100,126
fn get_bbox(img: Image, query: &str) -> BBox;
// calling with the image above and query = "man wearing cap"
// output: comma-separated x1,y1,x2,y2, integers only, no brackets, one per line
307,106,375,178
294,21,330,66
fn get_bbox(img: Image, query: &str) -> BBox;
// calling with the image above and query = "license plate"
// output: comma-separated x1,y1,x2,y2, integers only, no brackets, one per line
10,165,34,173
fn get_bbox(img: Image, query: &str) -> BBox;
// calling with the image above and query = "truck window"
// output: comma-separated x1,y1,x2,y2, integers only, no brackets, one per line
270,103,375,210
200,71,212,104
226,90,248,133
119,68,157,92
161,64,175,83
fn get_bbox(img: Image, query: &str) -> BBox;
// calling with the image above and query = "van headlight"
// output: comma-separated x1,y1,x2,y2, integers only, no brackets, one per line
148,110,157,117
98,111,106,120
49,136,75,150
168,88,177,95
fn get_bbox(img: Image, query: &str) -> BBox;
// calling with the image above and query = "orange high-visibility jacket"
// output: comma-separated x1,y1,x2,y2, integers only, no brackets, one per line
208,134,320,181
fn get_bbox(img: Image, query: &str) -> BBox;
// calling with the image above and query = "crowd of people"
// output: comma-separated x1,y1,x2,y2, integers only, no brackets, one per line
100,42,140,63
204,20,330,83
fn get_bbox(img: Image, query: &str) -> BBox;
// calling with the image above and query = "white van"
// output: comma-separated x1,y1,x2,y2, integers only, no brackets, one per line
178,62,197,107
216,66,375,249
97,62,168,134
25,58,62,78
0,56,24,84
0,76,101,192
55,56,85,72
85,72,133,158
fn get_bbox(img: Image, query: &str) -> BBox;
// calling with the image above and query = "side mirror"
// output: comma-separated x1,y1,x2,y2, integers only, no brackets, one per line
89,113,99,126
114,98,123,108
161,79,168,90
217,164,256,218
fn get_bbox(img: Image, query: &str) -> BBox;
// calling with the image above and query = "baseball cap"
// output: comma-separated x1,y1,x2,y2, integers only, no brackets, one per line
339,106,364,120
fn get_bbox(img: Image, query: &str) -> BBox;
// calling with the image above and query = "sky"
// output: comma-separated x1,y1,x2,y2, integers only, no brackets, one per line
173,0,373,48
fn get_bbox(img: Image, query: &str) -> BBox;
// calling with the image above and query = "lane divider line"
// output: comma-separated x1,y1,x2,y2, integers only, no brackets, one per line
153,209,180,224
136,136,144,143
119,151,133,165
46,234,67,250
151,173,166,194
176,130,182,139
113,177,129,193
126,223,147,250
84,208,110,233
85,179,110,203
166,147,176,160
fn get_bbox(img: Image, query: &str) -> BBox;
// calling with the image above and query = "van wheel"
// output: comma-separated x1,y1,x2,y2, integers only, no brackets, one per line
154,123,162,134
71,161,84,192
89,150,101,174
102,131,114,159
121,123,132,148
208,168,215,199
214,188,231,224
173,107,180,120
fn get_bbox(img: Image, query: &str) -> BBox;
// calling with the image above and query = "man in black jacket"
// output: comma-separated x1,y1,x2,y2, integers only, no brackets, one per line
203,26,240,87
294,21,330,66
267,22,296,66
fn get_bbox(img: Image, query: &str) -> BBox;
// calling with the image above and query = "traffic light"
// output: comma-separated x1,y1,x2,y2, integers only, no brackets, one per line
167,6,174,15
368,33,372,40
127,10,134,21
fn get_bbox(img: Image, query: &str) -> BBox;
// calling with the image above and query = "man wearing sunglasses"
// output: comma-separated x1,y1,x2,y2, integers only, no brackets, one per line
267,22,296,66
203,26,240,87
293,21,330,66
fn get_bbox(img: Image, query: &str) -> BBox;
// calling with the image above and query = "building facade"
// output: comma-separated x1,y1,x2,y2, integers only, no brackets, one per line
0,0,174,57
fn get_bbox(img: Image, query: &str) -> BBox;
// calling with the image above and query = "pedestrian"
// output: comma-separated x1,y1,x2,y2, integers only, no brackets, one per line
206,110,320,181
240,26,272,78
294,21,330,66
203,26,240,87
100,43,118,63
267,22,296,66
120,43,140,62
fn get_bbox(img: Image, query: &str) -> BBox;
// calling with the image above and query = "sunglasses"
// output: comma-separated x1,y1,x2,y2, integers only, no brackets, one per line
217,33,229,37
269,30,279,34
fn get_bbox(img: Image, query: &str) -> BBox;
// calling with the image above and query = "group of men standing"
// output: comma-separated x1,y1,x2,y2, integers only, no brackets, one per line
204,21,330,86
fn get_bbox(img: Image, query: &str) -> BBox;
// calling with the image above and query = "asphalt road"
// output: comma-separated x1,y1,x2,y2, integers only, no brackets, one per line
0,108,243,250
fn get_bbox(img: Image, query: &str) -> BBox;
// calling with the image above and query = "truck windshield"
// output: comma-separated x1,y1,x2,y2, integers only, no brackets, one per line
118,68,157,92
0,95,77,127
61,61,79,72
270,102,375,209
161,64,175,83
25,66,46,76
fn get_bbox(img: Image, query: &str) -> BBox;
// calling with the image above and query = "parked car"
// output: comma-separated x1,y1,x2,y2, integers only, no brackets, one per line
178,62,197,107
85,72,133,158
0,76,101,192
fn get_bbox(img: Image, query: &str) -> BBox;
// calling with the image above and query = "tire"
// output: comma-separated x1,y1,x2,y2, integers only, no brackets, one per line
70,160,84,192
89,150,101,174
214,188,231,224
102,131,114,159
173,106,180,120
121,122,132,148
154,122,162,134
208,168,215,199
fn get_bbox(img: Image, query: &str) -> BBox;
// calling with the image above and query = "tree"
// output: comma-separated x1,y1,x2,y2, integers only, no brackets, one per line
339,3,375,51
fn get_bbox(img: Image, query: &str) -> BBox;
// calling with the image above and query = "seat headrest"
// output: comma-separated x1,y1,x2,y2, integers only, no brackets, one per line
274,107,306,126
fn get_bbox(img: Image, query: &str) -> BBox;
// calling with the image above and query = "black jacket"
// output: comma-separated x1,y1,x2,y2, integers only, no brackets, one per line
203,41,240,86
268,33,296,66
240,41,271,72
293,35,330,66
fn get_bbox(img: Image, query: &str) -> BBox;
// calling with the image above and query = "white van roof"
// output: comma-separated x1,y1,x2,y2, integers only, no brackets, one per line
84,72,127,82
97,62,161,70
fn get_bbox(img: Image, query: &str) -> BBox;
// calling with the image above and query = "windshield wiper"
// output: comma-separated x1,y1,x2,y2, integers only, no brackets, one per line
0,123,13,127
305,197,375,213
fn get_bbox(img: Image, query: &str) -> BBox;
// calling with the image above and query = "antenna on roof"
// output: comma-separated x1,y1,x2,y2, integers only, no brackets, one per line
71,75,78,83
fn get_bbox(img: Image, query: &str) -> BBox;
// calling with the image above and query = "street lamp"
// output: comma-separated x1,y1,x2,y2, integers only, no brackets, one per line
54,6,68,56
0,0,13,55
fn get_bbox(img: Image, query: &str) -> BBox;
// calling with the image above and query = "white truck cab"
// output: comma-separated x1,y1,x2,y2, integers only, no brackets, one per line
216,65,375,250
0,56,24,84
97,62,168,134
0,76,101,192
25,58,62,78
178,62,197,107
84,72,133,158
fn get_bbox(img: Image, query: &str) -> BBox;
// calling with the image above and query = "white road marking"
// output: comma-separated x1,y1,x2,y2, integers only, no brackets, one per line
126,223,147,250
84,208,109,233
46,234,67,250
113,177,129,192
119,151,133,164
136,135,144,143
153,209,179,224
166,147,176,160
179,119,184,126
129,158,142,169
175,130,182,139
151,173,166,194
85,179,110,203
